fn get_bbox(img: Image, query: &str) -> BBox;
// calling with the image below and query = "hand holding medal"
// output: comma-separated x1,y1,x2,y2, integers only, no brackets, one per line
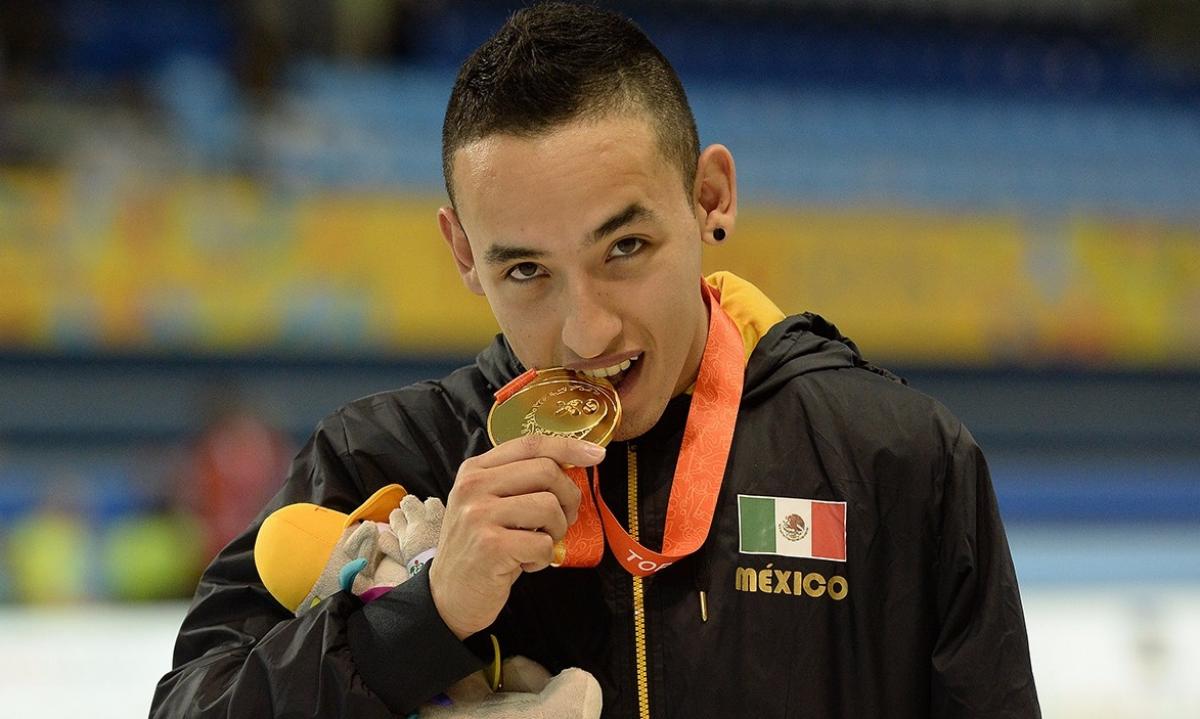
488,368,622,568
429,393,609,639
432,281,741,637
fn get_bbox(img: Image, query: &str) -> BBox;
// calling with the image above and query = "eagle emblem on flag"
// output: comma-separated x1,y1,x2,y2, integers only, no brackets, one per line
779,513,808,542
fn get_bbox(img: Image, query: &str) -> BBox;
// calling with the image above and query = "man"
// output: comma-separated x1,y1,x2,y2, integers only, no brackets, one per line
152,3,1040,717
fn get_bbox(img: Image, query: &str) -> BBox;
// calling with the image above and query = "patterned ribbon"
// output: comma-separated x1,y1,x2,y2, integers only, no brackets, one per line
592,281,743,576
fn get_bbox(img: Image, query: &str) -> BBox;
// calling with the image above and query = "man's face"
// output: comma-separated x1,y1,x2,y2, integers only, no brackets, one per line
441,114,717,440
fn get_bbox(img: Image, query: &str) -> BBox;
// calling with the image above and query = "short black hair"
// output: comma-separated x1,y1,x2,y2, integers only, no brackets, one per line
441,1,700,205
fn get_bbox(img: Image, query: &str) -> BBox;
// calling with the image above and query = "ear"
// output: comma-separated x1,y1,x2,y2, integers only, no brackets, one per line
438,206,484,296
693,144,737,246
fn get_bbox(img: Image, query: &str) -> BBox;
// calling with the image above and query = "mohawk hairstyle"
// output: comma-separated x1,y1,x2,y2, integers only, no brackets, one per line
441,1,700,205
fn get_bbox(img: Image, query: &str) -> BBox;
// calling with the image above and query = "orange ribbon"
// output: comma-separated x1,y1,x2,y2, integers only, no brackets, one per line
593,281,743,576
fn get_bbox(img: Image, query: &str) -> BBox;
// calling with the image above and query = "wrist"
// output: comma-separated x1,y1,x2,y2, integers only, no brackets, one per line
428,562,472,641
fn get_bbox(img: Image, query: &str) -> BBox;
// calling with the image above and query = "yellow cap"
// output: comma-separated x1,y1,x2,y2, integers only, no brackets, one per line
254,484,407,612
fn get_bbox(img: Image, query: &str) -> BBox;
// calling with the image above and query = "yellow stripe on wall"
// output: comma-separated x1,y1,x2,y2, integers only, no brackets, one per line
709,207,1200,367
1,170,1197,367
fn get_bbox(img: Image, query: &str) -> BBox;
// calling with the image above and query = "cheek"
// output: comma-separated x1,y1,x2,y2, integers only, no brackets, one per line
642,269,703,362
491,300,560,363
634,292,688,358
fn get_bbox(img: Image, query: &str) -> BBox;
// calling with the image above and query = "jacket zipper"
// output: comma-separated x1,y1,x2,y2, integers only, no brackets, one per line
627,443,651,719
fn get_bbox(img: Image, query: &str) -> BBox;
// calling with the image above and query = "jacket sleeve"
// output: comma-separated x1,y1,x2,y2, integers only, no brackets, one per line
150,414,487,718
930,424,1041,718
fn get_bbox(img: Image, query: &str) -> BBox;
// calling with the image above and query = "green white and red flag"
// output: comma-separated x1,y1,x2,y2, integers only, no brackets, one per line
737,494,847,562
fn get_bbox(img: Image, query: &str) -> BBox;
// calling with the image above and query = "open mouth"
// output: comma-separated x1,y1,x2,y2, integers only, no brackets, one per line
578,353,641,389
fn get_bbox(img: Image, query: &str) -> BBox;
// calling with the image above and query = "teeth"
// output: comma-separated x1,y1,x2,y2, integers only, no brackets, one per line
579,355,638,379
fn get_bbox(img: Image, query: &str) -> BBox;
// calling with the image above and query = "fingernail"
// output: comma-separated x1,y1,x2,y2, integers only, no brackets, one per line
582,442,606,460
552,540,567,566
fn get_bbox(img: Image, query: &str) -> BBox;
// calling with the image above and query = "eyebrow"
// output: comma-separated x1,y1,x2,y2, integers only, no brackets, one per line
589,202,655,245
481,202,657,267
483,244,545,266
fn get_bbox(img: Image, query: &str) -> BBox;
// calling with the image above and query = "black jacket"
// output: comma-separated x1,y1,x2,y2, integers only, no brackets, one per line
151,313,1040,718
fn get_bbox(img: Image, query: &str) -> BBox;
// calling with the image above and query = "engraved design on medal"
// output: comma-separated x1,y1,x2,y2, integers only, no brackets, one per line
521,384,610,440
488,368,619,448
555,398,600,416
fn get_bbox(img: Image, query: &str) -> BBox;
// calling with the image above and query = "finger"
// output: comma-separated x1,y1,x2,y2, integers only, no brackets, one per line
498,529,555,572
473,434,606,470
484,458,582,524
489,492,569,541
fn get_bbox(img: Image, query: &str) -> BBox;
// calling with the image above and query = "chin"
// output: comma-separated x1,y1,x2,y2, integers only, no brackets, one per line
610,353,666,440
612,423,644,442
612,403,665,441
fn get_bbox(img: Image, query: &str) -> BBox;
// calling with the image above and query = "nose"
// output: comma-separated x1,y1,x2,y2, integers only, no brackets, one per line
560,280,622,360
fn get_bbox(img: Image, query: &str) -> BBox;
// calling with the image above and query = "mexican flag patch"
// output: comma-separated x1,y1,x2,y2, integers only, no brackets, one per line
737,494,847,561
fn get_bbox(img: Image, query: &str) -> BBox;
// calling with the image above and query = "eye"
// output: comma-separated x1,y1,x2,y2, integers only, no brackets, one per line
609,237,645,259
506,262,546,282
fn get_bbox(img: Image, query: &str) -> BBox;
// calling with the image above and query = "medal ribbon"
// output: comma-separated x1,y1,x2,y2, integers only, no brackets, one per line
493,280,744,575
592,281,744,576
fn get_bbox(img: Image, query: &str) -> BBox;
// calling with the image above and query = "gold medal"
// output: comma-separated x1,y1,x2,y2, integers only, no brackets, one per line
487,368,622,447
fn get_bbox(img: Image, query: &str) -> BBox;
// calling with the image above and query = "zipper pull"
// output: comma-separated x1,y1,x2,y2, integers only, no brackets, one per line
694,540,713,623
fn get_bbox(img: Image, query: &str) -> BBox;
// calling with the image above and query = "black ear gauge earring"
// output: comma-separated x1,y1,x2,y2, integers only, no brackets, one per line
712,227,726,241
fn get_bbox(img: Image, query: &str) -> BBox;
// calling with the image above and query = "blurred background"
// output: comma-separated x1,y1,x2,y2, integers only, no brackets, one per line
0,0,1197,716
